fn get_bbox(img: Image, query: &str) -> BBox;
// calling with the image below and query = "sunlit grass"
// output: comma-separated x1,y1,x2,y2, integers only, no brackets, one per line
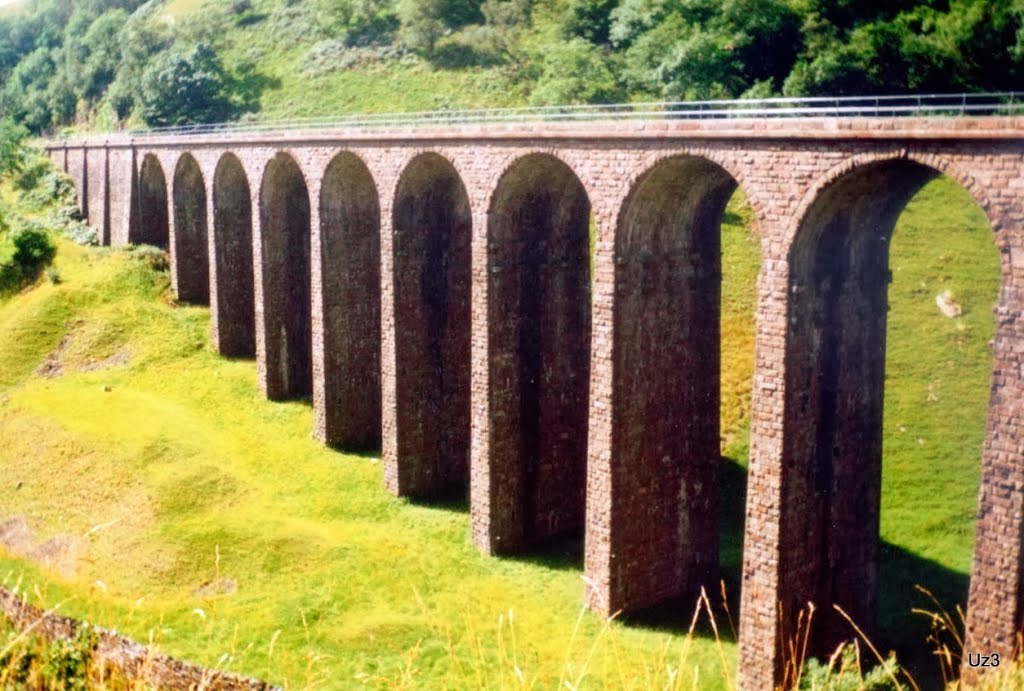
0,239,736,687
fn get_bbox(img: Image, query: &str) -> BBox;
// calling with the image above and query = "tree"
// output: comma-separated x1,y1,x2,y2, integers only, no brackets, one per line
0,46,57,131
138,43,236,126
529,38,622,105
0,118,28,176
397,0,446,53
563,0,619,45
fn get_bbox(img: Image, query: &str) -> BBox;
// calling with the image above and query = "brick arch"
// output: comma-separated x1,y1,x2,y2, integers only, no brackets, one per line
388,151,472,498
318,152,382,450
585,154,741,615
615,148,764,236
785,151,1003,251
211,152,255,358
480,152,592,554
171,153,210,304
484,149,595,215
771,152,1006,666
259,151,312,401
132,153,169,248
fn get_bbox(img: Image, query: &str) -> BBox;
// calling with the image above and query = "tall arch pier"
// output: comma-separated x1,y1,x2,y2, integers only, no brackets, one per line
50,117,1024,689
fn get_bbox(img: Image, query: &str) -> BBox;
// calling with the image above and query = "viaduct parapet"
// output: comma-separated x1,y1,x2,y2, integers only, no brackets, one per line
48,117,1024,689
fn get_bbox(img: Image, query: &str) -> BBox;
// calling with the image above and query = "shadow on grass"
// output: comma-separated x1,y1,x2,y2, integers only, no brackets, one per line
513,534,584,572
405,483,470,515
877,545,968,687
622,457,968,687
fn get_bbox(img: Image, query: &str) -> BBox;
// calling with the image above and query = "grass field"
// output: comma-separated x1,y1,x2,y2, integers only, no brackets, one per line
0,174,1000,688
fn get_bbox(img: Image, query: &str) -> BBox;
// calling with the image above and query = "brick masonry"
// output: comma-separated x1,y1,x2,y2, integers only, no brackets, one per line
49,117,1024,689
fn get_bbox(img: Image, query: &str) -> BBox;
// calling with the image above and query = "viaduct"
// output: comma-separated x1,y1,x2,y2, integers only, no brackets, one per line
47,114,1024,688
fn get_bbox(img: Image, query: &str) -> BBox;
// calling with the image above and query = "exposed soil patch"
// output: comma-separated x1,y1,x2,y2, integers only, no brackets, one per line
34,321,132,379
35,334,73,378
0,516,84,579
80,347,131,373
192,577,237,598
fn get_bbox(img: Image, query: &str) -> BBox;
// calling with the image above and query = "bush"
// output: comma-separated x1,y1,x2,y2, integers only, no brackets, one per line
129,243,169,272
300,39,409,76
11,225,56,269
64,219,98,246
799,644,902,690
0,224,56,294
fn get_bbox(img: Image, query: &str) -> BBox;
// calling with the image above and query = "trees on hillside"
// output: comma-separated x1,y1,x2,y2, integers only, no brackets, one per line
138,44,239,127
0,0,1021,133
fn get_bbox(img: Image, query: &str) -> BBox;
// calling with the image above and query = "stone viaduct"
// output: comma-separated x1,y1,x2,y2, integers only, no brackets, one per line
48,116,1024,689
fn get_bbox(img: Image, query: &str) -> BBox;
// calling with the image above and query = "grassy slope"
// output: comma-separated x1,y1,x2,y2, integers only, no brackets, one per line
0,243,738,687
181,0,533,120
0,176,998,688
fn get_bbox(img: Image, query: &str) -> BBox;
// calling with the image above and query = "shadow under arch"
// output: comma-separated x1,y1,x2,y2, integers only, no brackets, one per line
319,152,382,451
172,153,210,305
132,153,169,248
775,156,1001,668
390,152,472,499
259,152,312,401
481,152,591,555
212,153,255,358
587,154,740,615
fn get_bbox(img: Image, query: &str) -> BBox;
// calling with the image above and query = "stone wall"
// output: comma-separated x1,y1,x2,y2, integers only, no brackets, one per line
0,587,277,690
46,117,1024,689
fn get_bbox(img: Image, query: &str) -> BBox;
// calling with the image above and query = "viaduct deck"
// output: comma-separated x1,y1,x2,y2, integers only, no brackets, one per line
47,116,1024,688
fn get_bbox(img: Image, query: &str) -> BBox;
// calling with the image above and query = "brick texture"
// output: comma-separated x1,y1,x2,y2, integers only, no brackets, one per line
49,117,1024,690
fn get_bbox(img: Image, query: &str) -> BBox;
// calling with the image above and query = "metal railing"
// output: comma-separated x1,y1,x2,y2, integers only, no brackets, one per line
120,92,1022,137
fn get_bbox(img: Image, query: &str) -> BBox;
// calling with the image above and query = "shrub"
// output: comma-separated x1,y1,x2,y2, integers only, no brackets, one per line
301,39,409,76
11,225,56,270
40,627,96,691
129,244,170,272
64,219,98,246
799,644,902,691
0,224,56,294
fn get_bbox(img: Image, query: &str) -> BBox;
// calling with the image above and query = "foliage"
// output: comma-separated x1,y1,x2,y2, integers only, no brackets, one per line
799,644,901,690
529,38,622,105
0,224,57,294
316,0,399,47
0,117,27,176
0,0,1021,132
138,43,247,127
784,0,1024,95
300,38,409,76
563,0,619,45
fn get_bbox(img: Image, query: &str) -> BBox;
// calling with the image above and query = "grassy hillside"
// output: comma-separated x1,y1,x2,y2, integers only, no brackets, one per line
0,172,1000,687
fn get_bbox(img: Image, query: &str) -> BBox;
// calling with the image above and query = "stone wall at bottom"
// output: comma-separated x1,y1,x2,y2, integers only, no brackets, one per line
0,587,279,691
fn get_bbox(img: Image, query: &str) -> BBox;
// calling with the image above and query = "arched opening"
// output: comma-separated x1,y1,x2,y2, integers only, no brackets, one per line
319,153,382,450
593,155,741,613
212,153,255,358
134,154,169,248
172,153,210,305
485,153,591,553
779,160,999,677
391,153,471,498
259,152,312,401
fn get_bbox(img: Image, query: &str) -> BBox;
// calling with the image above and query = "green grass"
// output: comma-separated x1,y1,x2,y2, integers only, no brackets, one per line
0,241,737,688
0,174,999,688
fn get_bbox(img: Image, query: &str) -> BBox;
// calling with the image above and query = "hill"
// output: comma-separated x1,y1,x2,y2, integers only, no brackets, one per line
0,0,1022,133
